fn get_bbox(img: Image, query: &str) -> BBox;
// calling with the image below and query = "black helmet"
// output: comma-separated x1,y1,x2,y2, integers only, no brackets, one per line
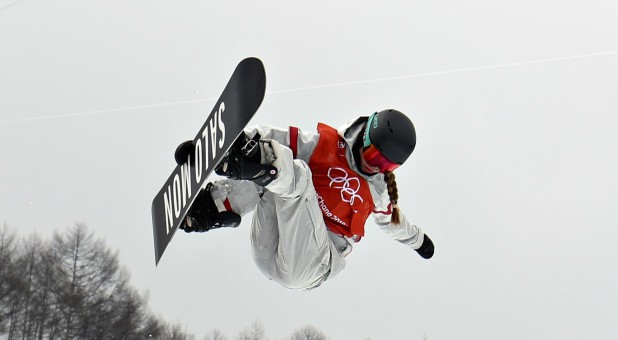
363,109,416,165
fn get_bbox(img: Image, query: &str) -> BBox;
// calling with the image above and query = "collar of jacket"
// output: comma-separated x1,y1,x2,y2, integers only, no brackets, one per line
336,116,380,178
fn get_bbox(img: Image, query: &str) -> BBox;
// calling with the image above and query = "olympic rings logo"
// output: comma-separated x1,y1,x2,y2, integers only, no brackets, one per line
327,167,364,205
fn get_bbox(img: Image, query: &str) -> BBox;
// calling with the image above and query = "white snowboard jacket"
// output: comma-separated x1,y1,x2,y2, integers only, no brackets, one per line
244,117,426,251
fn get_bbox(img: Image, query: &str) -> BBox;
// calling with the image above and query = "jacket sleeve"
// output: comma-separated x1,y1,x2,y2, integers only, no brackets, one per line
375,211,425,250
370,180,425,250
243,124,319,162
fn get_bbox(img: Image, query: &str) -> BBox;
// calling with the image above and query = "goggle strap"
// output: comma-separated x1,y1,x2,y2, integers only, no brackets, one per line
363,112,377,148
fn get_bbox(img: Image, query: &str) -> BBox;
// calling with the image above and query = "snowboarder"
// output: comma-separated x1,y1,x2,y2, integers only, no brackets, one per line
175,109,434,290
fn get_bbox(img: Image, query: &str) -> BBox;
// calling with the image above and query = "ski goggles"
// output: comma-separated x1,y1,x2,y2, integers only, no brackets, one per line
362,113,400,173
362,144,400,173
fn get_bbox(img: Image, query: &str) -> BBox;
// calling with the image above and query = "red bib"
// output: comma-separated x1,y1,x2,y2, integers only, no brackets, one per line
308,123,374,239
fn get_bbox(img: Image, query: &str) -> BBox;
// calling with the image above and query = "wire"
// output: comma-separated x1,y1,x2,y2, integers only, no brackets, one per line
0,97,218,124
269,51,618,95
0,0,24,13
1,51,616,125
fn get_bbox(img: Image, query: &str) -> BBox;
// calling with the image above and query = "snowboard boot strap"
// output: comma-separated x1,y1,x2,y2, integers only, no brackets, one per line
179,183,241,233
215,133,279,186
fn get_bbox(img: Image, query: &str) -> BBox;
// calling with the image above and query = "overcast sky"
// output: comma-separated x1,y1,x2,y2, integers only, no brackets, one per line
1,1,617,339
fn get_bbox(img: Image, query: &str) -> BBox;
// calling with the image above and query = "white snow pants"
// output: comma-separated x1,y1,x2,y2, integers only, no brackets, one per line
210,141,347,290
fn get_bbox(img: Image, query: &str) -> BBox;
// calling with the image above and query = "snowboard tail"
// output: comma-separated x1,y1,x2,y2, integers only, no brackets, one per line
151,57,266,265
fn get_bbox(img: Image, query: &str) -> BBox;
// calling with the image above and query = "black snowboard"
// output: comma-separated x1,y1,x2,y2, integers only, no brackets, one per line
151,57,266,265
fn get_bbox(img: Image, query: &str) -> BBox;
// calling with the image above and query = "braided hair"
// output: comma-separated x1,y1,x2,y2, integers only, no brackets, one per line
384,171,401,224
354,119,403,225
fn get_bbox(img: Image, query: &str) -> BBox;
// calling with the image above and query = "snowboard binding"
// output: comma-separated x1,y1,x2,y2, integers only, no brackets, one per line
215,133,279,186
179,183,241,233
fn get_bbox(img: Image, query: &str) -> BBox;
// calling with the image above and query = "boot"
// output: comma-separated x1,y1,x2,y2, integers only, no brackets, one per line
179,183,241,233
215,133,278,186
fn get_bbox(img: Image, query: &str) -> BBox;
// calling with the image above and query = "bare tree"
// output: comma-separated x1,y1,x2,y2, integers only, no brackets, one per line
0,223,197,339
103,276,148,339
0,224,18,335
236,320,268,340
50,223,105,338
161,321,196,340
139,313,167,339
49,223,136,339
11,235,45,339
289,325,328,340
204,328,228,340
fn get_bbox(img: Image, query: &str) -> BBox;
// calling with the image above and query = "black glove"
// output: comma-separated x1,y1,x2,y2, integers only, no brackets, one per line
415,234,434,259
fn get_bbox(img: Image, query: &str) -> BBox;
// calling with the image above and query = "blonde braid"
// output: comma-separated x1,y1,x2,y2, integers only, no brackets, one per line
384,171,401,224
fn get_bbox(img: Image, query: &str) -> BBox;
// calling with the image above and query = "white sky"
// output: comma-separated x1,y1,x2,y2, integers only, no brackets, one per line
1,1,617,339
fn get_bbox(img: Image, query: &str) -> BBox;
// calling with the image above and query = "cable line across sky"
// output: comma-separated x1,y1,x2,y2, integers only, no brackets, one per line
1,51,615,125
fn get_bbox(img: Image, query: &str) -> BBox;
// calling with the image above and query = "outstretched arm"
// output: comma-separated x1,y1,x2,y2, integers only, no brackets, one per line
374,208,434,259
